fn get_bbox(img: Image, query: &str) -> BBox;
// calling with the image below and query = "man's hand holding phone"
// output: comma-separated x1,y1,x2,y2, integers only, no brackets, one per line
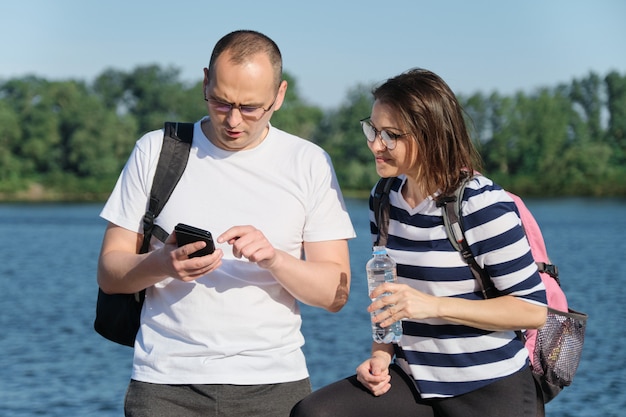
175,223,216,258
159,223,221,282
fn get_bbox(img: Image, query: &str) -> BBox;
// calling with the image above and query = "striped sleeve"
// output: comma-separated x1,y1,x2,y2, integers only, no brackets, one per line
461,177,547,306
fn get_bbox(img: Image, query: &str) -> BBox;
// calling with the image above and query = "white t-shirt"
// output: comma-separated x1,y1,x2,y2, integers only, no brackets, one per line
100,118,356,384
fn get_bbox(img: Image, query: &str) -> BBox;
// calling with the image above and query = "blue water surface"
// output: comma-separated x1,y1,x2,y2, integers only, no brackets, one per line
0,198,624,416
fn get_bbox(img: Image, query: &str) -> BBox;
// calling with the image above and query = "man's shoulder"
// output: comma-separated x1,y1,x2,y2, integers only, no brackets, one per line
133,125,171,156
269,125,326,155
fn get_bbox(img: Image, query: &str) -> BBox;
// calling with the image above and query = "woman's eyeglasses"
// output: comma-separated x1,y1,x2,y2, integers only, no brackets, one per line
360,118,408,150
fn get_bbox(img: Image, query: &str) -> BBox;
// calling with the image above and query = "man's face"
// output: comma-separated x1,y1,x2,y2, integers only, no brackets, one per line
203,51,286,151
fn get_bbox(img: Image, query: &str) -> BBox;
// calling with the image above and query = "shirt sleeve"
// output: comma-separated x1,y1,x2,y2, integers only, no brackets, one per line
461,177,547,306
100,129,162,233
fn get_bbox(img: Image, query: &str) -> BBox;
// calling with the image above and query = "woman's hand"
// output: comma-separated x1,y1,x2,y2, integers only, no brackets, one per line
369,282,439,327
356,354,393,396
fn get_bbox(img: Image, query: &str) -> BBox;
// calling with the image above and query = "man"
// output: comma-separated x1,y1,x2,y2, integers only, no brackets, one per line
97,30,355,417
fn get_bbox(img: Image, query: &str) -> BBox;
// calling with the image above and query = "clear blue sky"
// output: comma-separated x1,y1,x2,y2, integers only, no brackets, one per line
1,0,624,109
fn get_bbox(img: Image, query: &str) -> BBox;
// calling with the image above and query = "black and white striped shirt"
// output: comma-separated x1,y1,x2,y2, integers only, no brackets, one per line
370,175,547,398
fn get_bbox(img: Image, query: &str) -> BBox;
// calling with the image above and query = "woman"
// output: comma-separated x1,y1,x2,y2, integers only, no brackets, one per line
290,69,547,417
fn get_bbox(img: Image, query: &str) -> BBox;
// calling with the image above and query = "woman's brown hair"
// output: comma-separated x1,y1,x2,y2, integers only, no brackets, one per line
372,68,483,198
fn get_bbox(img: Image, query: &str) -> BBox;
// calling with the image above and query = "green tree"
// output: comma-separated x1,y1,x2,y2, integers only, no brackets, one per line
93,65,194,135
2,67,626,199
522,89,571,193
1,76,61,176
175,79,207,123
460,92,490,145
605,71,626,163
51,81,137,179
482,89,572,194
313,84,376,192
570,72,603,143
481,92,516,180
122,64,188,134
92,68,128,112
0,100,22,190
271,72,324,140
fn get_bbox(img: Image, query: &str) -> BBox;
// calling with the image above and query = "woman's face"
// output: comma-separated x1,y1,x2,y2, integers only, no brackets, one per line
367,100,418,179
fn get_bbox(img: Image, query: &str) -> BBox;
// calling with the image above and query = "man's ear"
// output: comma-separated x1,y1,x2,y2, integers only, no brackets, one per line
272,80,289,112
202,67,210,101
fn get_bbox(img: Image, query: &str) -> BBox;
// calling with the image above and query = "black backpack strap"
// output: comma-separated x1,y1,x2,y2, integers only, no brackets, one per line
140,121,194,253
438,176,497,299
537,262,559,283
372,177,396,247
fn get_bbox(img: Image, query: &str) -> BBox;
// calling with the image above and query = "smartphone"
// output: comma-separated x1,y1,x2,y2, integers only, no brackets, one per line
174,223,215,258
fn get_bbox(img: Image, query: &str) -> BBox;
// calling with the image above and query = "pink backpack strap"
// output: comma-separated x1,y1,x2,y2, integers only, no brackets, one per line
507,193,569,368
507,192,568,307
507,192,549,263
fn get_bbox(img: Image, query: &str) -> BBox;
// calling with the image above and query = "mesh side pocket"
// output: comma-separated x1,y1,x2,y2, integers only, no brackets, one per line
532,307,588,387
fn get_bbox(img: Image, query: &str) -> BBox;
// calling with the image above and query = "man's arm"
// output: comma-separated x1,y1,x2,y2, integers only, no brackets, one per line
219,226,351,312
292,239,351,312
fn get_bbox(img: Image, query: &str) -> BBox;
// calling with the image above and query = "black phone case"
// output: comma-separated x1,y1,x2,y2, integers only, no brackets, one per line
174,223,215,257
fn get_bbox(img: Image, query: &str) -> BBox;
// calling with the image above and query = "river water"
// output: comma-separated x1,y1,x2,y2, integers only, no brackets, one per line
0,198,624,416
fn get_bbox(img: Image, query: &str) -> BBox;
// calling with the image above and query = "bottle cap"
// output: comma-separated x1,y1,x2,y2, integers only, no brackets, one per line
372,245,387,255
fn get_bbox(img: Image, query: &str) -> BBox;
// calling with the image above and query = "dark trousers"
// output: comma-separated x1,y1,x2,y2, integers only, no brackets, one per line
124,378,312,417
290,365,541,417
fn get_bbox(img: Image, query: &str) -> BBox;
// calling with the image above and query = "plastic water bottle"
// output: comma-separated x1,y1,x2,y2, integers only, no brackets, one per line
366,246,402,343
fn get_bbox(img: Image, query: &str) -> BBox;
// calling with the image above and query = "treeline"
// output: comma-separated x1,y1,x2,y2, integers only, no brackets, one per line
1,65,625,200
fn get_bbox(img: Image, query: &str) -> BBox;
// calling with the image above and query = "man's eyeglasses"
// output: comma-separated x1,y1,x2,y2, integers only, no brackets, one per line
206,95,277,120
360,118,408,150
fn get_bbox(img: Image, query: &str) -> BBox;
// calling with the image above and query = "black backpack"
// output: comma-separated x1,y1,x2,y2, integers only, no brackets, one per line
94,121,194,347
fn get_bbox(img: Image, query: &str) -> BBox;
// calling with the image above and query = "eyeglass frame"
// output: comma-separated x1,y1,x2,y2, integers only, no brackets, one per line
205,89,280,120
360,117,409,150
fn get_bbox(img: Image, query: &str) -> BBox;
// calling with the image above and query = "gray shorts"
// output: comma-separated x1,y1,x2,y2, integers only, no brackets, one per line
124,378,312,417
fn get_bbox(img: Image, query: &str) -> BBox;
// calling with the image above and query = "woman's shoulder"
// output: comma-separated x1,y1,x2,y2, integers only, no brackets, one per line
463,175,510,201
462,175,516,218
